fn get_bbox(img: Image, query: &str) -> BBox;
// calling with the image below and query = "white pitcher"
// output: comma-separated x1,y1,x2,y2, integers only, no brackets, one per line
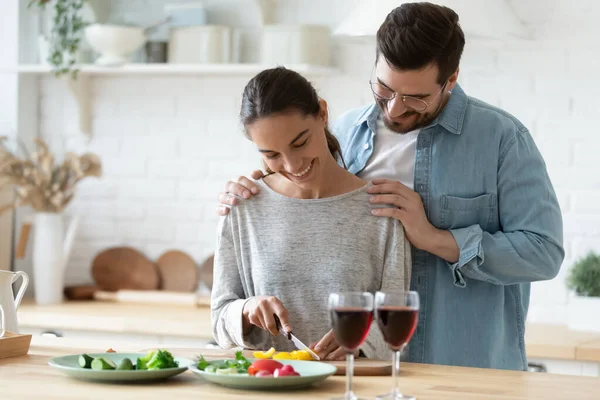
0,270,29,336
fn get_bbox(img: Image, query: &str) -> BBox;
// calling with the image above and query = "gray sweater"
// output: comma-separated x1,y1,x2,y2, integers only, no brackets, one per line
211,179,411,360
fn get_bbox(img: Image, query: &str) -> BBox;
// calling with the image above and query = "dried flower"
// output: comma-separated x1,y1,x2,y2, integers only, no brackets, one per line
0,136,102,213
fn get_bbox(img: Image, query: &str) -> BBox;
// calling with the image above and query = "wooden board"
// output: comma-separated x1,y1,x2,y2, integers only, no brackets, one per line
91,247,160,291
93,290,210,307
0,331,32,359
146,347,392,376
156,250,199,292
64,285,100,300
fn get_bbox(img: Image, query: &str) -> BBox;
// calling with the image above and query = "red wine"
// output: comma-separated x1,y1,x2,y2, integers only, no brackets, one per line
330,308,373,351
377,307,418,350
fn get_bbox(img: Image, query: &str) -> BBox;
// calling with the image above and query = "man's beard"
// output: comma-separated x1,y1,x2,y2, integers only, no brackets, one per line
376,98,444,134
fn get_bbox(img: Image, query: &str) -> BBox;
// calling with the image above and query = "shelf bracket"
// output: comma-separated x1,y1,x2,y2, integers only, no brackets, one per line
255,0,278,25
66,73,92,141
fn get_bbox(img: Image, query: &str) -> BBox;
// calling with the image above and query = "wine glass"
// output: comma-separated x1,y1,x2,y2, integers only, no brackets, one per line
328,292,374,400
375,291,420,400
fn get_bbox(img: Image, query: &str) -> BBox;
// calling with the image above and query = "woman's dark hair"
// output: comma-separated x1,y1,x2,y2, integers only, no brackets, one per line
376,2,465,84
240,67,345,170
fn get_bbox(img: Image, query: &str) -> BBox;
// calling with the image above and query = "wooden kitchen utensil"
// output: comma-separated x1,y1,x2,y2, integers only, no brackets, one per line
156,250,199,292
14,222,32,259
0,331,32,359
327,359,392,376
63,285,99,300
93,290,210,307
91,247,160,291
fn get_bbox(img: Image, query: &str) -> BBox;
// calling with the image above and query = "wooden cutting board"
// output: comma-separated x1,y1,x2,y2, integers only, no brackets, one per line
0,332,32,359
156,250,199,292
93,290,210,307
64,285,100,300
91,247,160,291
147,347,391,376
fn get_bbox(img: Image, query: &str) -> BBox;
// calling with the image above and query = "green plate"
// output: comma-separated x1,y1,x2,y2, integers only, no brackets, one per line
48,353,193,382
189,359,337,390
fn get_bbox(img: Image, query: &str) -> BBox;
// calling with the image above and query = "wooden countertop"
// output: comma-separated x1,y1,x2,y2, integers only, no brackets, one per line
525,323,600,362
577,339,600,363
17,298,212,339
17,299,600,362
1,336,600,400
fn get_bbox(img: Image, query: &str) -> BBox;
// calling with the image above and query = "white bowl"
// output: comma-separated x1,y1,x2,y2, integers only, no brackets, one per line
85,24,146,66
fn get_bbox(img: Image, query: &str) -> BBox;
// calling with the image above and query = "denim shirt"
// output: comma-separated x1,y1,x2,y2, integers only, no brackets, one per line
332,84,564,370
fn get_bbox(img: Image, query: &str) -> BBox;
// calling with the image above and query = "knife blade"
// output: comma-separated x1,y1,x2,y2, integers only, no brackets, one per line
273,314,321,361
288,332,321,360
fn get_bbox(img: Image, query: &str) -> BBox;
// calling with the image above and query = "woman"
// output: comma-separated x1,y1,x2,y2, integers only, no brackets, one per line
211,67,411,361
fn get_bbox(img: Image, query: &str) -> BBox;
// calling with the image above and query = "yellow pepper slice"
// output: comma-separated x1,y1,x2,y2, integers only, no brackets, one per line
273,352,294,360
293,350,314,361
252,347,276,359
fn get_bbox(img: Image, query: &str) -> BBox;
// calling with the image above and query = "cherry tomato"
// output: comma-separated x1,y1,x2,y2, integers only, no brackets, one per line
249,359,284,374
255,370,273,377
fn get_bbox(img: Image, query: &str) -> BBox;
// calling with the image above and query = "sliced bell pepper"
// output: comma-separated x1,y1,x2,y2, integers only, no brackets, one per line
273,352,294,360
252,347,276,359
293,350,314,361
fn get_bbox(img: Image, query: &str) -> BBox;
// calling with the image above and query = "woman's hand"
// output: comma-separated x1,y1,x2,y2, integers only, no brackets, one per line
242,295,292,335
310,329,360,361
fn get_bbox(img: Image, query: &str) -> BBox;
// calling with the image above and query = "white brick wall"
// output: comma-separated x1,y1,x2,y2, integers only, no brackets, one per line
34,0,600,324
41,71,259,285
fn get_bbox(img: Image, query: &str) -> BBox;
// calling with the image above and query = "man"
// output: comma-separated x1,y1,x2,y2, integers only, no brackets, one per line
217,2,564,370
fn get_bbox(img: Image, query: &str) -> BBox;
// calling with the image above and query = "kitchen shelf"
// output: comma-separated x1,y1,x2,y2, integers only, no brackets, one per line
2,63,338,140
2,63,339,76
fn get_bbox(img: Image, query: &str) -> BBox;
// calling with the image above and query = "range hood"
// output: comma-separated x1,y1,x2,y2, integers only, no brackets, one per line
334,0,530,40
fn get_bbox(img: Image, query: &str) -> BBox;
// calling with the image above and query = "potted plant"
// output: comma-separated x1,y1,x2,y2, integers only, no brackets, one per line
29,0,89,78
0,136,102,304
566,251,600,332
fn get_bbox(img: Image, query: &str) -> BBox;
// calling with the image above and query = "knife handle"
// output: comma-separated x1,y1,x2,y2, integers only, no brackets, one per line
273,314,291,339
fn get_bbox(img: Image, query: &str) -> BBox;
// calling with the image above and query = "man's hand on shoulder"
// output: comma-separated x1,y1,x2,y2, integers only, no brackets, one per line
216,170,265,216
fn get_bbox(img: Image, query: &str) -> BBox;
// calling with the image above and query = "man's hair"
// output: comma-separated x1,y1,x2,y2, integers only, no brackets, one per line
376,2,465,84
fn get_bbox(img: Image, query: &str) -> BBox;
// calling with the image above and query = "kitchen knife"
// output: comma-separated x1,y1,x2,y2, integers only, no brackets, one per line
273,314,320,361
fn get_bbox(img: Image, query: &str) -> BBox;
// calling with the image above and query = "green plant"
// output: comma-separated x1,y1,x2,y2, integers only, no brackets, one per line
29,0,88,78
567,252,600,297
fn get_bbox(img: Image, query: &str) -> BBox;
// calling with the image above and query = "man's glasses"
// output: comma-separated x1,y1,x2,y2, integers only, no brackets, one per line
369,66,448,113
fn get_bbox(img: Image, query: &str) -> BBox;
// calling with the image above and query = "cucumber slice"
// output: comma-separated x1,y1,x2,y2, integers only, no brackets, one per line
117,358,134,370
91,357,117,370
78,354,94,369
215,367,238,375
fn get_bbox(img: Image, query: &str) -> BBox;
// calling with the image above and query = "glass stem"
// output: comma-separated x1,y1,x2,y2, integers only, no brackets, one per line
345,351,355,399
393,349,402,396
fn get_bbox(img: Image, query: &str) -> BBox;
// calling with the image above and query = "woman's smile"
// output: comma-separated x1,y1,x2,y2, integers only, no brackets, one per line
286,159,315,182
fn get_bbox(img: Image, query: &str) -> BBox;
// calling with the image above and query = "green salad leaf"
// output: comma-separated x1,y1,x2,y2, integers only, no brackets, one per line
196,351,251,374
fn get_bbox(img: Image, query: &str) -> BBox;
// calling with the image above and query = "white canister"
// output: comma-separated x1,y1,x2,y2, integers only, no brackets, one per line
168,25,233,64
261,24,331,66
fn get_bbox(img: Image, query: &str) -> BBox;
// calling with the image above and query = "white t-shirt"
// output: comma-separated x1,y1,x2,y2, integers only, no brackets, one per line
357,117,419,190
